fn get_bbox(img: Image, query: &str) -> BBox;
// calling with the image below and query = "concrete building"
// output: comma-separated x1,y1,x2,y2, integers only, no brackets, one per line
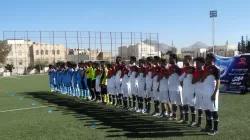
67,54,89,63
6,40,31,74
118,42,161,60
30,42,66,64
5,39,66,74
67,48,111,62
180,44,238,58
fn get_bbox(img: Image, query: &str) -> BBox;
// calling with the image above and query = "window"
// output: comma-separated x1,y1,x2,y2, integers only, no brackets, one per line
41,50,44,55
57,50,60,55
52,50,55,55
45,50,48,55
36,50,39,55
18,50,22,56
19,60,23,65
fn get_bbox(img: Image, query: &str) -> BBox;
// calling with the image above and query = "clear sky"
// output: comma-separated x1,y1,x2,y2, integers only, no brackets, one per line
1,0,250,48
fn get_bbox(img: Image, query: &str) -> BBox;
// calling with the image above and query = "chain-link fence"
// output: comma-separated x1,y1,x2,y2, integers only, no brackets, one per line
1,31,159,75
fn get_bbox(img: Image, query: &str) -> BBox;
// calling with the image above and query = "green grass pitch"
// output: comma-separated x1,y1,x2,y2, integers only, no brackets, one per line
0,75,249,140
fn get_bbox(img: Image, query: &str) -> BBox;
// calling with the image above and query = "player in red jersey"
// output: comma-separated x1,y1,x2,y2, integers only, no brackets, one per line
114,57,123,107
121,61,130,109
107,63,116,105
179,55,196,124
151,56,161,116
143,57,154,114
201,53,220,136
129,56,139,111
192,57,206,127
168,54,183,122
136,59,146,113
158,59,172,118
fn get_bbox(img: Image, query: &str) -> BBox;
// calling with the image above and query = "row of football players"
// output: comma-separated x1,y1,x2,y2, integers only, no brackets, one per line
48,53,220,136
106,53,220,136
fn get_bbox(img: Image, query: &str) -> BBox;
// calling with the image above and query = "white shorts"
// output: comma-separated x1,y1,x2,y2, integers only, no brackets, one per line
130,84,138,95
121,83,131,97
182,92,196,106
201,94,219,111
160,90,170,103
146,89,153,98
107,87,115,95
115,83,121,95
194,91,203,109
169,91,183,105
153,90,160,101
138,88,146,98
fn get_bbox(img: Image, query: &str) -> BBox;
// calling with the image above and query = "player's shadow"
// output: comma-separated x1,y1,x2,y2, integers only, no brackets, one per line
24,91,206,138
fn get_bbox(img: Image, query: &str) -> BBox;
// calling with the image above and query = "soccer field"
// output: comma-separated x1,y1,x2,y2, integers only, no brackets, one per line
0,75,249,140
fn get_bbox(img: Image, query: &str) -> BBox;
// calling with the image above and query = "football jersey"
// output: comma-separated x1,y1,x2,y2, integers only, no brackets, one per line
115,65,122,83
203,65,220,94
145,66,153,89
193,69,203,94
158,68,169,92
129,65,138,84
107,69,115,88
168,65,182,91
152,66,160,90
77,68,83,79
180,66,195,95
72,69,77,84
137,67,146,89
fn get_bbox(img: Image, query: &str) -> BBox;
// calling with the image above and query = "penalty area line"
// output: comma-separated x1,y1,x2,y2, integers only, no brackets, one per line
0,106,48,113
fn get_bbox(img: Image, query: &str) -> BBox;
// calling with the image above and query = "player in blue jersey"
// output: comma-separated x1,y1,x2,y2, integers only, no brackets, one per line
48,65,55,92
65,61,73,95
77,62,84,98
62,63,67,94
56,65,63,93
72,63,78,97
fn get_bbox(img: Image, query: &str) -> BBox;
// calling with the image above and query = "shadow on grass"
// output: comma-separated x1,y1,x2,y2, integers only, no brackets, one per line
23,91,206,138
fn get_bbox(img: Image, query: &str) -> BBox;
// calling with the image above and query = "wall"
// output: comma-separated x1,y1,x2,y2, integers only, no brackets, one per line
67,54,89,63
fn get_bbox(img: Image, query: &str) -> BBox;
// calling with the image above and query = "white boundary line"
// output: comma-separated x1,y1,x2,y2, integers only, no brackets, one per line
0,106,48,113
0,76,20,79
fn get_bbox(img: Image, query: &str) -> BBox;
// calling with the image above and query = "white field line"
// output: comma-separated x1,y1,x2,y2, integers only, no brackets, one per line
0,106,48,113
0,76,20,79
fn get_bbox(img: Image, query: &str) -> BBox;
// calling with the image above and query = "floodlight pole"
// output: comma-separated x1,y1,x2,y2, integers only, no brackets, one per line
210,10,217,54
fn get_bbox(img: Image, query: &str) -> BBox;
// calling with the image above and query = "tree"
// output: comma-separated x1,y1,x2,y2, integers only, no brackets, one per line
238,42,241,52
0,40,11,66
34,59,49,73
246,41,250,53
241,36,246,52
4,64,14,75
27,63,35,70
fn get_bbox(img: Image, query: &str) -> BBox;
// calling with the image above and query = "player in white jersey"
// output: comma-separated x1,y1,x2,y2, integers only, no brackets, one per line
136,59,146,113
201,53,220,136
192,57,206,127
168,54,184,122
152,56,161,117
114,57,123,107
158,59,172,118
121,62,131,109
129,56,138,111
144,57,154,114
179,55,196,125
